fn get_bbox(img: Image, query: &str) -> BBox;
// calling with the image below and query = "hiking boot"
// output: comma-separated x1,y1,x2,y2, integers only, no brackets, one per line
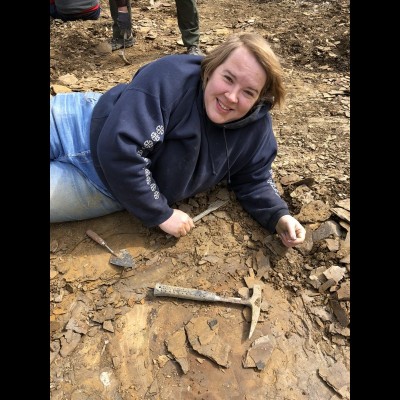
187,45,204,56
111,34,135,51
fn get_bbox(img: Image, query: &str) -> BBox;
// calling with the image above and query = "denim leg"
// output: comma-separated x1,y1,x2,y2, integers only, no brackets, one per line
50,161,123,222
50,92,124,223
175,0,200,47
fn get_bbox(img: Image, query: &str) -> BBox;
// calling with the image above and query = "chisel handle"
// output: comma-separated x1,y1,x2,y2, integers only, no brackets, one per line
86,230,118,256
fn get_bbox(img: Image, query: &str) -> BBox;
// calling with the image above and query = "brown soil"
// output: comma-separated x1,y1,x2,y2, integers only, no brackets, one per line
50,1,350,399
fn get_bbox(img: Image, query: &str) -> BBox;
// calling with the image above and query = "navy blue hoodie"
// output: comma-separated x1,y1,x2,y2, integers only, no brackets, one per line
90,54,289,233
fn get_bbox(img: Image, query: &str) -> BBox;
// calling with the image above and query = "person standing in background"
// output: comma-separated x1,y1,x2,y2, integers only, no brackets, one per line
108,0,135,51
175,0,203,55
50,0,101,21
108,0,203,55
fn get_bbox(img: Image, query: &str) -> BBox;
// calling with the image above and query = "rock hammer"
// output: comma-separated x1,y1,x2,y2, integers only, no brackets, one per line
119,32,131,65
154,283,262,339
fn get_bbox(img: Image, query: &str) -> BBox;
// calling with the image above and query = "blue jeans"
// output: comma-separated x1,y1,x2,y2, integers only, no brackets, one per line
50,92,124,223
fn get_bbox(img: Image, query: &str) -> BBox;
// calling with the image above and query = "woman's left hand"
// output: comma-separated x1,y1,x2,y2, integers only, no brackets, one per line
275,215,306,248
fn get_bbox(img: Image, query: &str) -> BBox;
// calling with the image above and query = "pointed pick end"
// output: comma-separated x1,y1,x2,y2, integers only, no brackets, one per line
248,284,262,339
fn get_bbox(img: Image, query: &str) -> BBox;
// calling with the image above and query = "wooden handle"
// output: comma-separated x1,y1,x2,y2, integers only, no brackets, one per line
86,229,106,246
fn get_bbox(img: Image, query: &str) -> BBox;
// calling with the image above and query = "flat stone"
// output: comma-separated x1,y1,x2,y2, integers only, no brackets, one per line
185,316,231,368
289,184,315,205
57,73,78,85
296,227,314,255
318,278,336,294
328,323,350,337
339,220,350,231
318,361,350,397
312,220,342,241
296,200,332,223
103,320,114,332
280,173,302,185
323,265,346,283
329,299,349,327
335,198,350,211
340,254,350,264
336,281,350,301
243,334,276,370
166,328,189,374
60,331,81,357
265,235,288,257
255,249,271,269
325,237,340,251
65,317,89,335
331,207,350,223
51,84,72,94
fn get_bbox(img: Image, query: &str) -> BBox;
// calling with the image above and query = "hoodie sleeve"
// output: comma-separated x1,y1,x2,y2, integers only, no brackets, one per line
229,121,290,234
91,55,203,228
92,83,176,227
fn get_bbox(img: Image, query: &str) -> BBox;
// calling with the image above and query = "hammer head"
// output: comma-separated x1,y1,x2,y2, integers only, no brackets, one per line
248,284,262,339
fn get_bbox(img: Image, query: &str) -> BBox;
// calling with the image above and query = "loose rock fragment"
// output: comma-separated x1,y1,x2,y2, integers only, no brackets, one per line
242,335,276,370
318,361,350,399
185,316,231,368
166,328,189,374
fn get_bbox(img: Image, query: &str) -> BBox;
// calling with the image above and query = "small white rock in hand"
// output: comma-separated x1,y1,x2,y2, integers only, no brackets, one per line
159,209,195,238
275,215,306,248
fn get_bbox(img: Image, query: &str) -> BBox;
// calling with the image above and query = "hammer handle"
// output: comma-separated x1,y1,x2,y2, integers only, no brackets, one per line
154,283,248,305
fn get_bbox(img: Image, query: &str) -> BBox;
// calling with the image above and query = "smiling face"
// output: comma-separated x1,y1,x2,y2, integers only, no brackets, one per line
203,46,267,124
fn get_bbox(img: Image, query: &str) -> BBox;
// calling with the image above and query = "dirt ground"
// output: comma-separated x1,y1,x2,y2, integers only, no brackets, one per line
50,0,350,399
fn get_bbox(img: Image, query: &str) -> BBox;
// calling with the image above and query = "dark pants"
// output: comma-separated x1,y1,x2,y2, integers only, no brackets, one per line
50,5,101,21
108,0,132,39
175,0,200,47
107,0,199,47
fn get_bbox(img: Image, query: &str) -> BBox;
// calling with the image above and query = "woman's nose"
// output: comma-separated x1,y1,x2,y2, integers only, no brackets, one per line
225,88,239,103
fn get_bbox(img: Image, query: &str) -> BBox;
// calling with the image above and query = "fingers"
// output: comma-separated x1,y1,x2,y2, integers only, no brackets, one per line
279,232,295,247
160,209,195,238
295,225,306,242
277,220,306,248
275,215,306,248
279,234,300,248
176,217,195,237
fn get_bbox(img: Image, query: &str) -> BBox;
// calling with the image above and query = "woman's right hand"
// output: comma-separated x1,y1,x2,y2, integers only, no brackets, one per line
159,209,195,238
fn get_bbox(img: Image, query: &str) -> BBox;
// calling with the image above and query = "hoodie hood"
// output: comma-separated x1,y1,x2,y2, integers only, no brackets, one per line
219,101,271,130
199,100,272,186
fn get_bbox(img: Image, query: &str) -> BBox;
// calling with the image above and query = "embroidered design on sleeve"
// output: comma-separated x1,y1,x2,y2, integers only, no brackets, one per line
143,140,154,149
144,169,151,184
151,125,163,141
137,125,164,200
267,169,280,197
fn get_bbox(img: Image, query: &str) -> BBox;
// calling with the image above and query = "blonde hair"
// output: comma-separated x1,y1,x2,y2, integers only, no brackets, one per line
201,33,285,109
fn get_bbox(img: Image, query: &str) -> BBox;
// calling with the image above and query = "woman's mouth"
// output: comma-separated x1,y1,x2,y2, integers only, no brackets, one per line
217,98,231,112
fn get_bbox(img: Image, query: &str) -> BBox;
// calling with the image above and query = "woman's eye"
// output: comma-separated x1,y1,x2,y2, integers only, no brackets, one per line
224,75,233,82
244,90,255,97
